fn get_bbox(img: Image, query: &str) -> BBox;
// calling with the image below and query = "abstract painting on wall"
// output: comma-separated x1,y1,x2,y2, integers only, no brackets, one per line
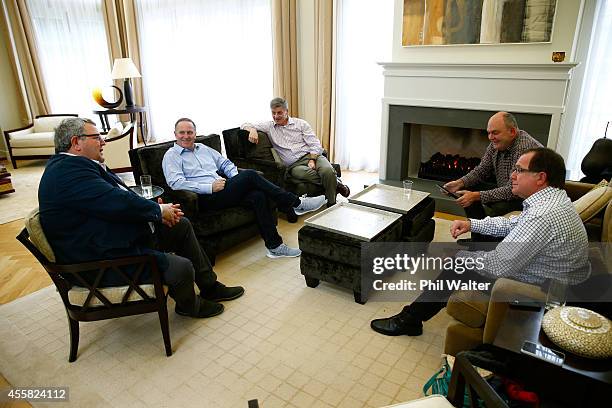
402,0,557,46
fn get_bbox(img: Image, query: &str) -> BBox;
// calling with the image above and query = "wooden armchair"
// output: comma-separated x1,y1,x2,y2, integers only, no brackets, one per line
102,121,137,172
17,208,171,362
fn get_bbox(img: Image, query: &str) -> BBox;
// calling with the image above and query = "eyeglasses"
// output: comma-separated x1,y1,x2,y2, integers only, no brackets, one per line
78,133,105,142
512,166,536,174
176,130,195,135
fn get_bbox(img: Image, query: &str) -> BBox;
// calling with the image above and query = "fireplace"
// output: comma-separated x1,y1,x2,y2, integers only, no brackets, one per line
419,152,481,182
378,62,576,214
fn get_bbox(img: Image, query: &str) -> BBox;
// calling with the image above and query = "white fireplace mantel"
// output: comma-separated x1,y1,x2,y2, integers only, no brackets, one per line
378,62,578,179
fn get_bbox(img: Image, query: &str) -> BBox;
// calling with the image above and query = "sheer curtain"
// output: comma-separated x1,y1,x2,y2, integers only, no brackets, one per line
567,0,612,180
334,0,394,172
135,0,273,141
25,0,112,119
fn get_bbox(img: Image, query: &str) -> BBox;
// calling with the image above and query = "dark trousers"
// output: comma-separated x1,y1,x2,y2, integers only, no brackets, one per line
156,217,217,291
404,268,496,322
198,169,300,249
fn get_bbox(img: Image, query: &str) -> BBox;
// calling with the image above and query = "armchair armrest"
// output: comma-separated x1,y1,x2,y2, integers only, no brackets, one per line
565,180,596,201
270,149,286,169
162,189,199,218
6,126,34,139
483,278,545,344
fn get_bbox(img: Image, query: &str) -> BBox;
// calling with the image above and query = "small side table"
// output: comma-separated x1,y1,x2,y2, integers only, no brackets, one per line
93,106,148,145
0,164,15,195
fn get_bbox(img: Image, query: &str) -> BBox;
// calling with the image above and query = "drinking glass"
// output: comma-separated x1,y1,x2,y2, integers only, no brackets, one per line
402,180,413,197
545,280,567,311
140,175,153,199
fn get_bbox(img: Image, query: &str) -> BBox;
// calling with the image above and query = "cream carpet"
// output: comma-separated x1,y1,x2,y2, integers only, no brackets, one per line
0,160,46,224
0,217,458,408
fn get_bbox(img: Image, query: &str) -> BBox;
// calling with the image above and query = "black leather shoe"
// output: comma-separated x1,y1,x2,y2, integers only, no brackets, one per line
370,311,423,336
201,282,245,302
336,182,350,198
176,296,224,318
285,208,298,223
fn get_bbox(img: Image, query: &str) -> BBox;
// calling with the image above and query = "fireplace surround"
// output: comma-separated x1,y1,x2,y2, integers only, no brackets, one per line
378,62,576,215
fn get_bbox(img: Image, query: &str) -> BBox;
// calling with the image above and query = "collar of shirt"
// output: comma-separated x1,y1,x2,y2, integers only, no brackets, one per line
522,186,559,210
170,142,201,155
274,117,296,128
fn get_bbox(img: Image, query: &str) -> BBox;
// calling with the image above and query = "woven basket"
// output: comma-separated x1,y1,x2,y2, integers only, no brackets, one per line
542,306,612,359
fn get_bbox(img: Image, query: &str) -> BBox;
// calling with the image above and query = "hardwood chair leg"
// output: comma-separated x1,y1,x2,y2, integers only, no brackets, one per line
158,303,172,357
67,316,79,362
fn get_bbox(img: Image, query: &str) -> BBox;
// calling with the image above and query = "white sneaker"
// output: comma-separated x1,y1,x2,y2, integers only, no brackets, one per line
294,195,327,215
266,244,301,259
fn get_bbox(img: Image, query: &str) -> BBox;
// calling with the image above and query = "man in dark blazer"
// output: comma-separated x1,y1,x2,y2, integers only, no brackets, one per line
38,117,243,318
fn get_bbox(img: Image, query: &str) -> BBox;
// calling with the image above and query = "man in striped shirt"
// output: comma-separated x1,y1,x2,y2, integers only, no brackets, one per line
443,112,542,241
371,147,589,337
241,97,350,206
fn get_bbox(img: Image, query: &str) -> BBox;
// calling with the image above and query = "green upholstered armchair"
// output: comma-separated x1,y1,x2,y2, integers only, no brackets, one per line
129,134,275,263
222,127,342,198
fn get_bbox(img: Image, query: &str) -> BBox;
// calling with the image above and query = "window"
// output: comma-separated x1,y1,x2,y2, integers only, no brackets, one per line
334,0,394,172
567,0,612,179
135,0,273,140
26,0,111,119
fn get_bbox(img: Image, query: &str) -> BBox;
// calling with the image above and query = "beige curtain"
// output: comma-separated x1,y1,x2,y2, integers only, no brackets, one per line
271,0,298,117
101,0,143,106
314,0,335,157
3,0,50,119
101,0,147,139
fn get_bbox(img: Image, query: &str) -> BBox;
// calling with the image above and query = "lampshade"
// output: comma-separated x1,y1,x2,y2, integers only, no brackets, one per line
111,58,141,79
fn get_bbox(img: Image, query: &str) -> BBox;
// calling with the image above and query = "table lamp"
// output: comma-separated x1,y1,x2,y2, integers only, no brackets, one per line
111,58,141,108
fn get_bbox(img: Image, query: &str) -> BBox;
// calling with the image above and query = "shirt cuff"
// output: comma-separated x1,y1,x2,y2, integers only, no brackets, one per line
469,218,486,234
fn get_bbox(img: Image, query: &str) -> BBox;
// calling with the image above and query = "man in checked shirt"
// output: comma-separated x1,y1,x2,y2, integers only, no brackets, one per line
371,147,589,337
241,97,350,207
443,112,542,241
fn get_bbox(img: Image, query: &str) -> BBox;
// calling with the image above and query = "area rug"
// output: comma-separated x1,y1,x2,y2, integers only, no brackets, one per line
0,223,455,407
0,160,46,224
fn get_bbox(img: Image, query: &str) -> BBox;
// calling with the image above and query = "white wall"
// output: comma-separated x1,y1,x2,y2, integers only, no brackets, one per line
391,0,584,64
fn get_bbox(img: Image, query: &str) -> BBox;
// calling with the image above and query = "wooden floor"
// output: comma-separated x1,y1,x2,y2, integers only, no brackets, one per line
0,219,51,305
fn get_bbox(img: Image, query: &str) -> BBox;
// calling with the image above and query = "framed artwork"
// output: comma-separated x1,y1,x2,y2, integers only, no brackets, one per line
402,0,557,46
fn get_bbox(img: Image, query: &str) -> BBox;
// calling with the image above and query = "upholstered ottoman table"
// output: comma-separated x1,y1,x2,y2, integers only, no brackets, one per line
298,185,436,304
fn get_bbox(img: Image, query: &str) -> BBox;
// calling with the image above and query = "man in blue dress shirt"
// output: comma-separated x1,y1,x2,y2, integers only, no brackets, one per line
162,118,327,258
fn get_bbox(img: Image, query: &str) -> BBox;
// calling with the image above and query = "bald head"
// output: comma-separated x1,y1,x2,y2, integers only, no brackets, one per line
487,112,519,151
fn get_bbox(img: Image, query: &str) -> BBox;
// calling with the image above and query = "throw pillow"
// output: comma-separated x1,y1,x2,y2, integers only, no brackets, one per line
245,131,275,161
25,207,56,262
107,122,124,138
573,180,612,222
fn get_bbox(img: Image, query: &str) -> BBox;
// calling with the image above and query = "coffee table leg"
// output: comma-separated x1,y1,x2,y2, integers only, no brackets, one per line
304,276,320,288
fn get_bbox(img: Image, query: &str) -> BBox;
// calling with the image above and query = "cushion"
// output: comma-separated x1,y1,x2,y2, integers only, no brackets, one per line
24,207,56,262
106,122,124,138
9,132,55,148
573,183,612,222
446,290,490,328
245,131,275,161
33,116,69,133
67,284,166,307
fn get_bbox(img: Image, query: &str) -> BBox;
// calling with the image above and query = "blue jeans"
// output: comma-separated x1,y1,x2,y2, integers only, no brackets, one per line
198,170,299,249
